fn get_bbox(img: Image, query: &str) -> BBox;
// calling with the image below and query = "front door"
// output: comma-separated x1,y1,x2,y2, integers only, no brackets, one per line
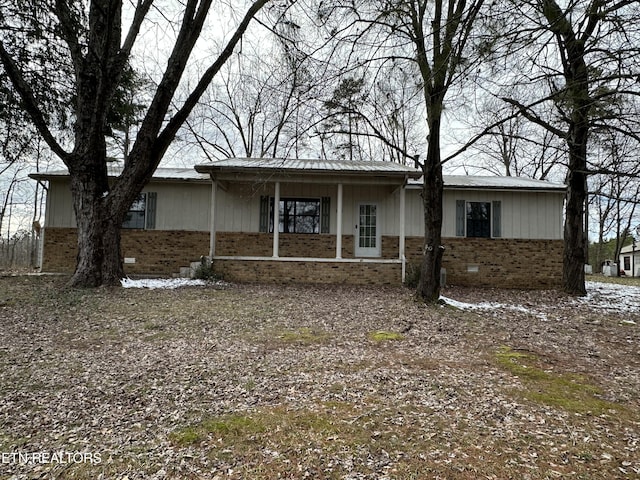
355,203,381,257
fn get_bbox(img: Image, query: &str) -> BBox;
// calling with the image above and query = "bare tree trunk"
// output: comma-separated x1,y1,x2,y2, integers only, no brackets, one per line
563,160,587,295
1,0,269,287
68,167,125,287
418,159,445,302
539,0,593,296
417,111,445,303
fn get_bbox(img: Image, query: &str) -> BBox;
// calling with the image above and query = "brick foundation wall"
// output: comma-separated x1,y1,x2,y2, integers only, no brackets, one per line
214,259,401,285
41,228,78,273
216,232,402,260
405,236,564,289
42,228,563,288
41,228,209,275
213,236,562,288
216,232,355,258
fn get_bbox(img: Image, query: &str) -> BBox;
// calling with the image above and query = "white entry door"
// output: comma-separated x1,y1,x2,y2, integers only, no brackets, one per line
355,203,381,257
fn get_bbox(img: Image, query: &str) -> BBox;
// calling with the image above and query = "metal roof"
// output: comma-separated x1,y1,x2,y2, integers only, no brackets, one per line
445,175,565,190
30,166,210,182
409,175,566,192
194,157,422,178
30,160,566,192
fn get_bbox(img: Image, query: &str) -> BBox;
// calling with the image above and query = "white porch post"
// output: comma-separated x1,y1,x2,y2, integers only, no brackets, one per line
399,181,406,282
399,182,406,260
336,183,343,259
273,181,280,258
209,180,217,258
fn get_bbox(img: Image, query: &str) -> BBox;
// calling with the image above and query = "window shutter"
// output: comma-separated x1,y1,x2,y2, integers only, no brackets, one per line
321,196,330,233
259,196,269,233
492,201,502,238
145,192,157,230
455,200,465,237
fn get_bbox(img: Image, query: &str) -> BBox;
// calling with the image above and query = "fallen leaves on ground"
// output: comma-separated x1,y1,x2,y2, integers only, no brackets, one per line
0,276,638,479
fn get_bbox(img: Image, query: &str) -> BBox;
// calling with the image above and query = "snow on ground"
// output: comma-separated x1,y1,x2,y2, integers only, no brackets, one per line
120,277,207,289
440,295,548,319
583,281,640,316
442,280,640,320
120,276,639,321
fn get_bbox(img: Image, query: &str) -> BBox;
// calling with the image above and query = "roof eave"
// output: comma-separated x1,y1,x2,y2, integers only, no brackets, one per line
29,172,210,184
405,182,566,193
445,185,566,193
195,165,421,180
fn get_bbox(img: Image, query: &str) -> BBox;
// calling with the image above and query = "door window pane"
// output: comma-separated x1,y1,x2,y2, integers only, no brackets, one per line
359,204,377,248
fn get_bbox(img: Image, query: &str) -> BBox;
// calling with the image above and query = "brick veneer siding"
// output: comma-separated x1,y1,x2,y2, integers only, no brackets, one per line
41,227,209,275
41,228,563,287
405,236,564,289
216,232,355,258
214,232,396,285
214,233,562,288
213,259,401,285
41,228,78,273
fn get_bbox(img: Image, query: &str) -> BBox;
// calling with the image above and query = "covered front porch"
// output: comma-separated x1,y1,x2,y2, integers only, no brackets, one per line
194,158,423,285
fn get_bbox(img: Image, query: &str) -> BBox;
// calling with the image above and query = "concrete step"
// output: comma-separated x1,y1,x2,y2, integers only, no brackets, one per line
175,257,212,279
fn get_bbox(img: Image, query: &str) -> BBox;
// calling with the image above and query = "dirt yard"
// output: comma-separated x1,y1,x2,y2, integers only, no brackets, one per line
0,275,638,479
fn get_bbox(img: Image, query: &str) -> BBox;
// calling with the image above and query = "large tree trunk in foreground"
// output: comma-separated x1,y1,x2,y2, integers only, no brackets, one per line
417,160,445,303
1,0,270,287
417,109,445,303
68,165,127,287
562,129,588,296
538,0,591,296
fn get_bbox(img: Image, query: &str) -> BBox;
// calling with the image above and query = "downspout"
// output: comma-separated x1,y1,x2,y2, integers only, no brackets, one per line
402,254,406,284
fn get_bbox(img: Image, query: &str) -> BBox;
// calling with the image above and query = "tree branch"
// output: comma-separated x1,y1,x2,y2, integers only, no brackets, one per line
501,96,567,138
154,0,270,158
0,42,68,160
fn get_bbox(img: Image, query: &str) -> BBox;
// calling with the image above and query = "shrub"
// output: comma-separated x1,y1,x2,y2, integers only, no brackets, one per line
192,256,220,281
404,262,421,289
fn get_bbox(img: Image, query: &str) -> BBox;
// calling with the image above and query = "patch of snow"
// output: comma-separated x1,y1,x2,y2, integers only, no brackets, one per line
441,296,547,320
582,281,640,314
439,296,480,310
120,277,207,289
441,281,640,320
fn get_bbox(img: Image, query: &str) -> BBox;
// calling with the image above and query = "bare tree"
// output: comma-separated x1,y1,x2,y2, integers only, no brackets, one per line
316,64,426,163
495,0,640,295
320,0,485,302
0,0,271,287
183,3,334,162
455,97,565,179
588,130,640,270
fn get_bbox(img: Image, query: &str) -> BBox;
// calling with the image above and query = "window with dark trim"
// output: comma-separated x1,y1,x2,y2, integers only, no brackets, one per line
271,198,320,233
123,193,146,229
624,256,631,271
259,196,330,234
466,202,491,238
122,192,157,229
456,200,501,238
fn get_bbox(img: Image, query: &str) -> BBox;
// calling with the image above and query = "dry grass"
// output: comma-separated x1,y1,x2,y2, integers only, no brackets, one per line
0,275,639,479
587,273,640,287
